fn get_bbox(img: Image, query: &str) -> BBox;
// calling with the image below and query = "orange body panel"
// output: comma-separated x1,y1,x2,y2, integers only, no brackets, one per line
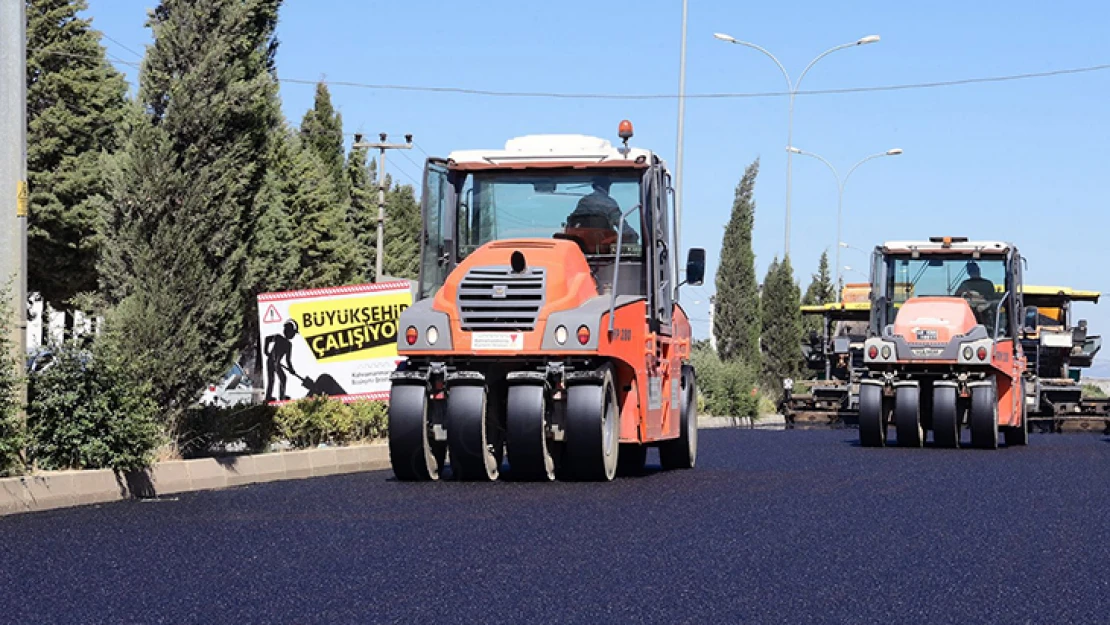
430,239,598,355
893,297,978,344
990,339,1025,427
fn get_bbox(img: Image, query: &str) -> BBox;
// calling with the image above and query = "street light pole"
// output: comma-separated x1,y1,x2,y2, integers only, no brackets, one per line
714,33,880,258
674,0,688,300
0,0,28,396
352,133,413,282
787,146,902,290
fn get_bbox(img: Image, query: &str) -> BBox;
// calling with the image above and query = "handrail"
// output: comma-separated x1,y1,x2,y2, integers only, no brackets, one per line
992,290,1010,341
608,203,643,336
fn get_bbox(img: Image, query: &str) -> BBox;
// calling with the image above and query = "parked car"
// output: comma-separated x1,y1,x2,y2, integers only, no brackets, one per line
197,363,258,408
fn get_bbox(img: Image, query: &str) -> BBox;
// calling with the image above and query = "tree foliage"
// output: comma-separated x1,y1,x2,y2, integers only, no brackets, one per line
285,132,363,288
27,342,162,472
383,174,422,279
299,82,347,198
26,0,128,311
348,159,421,281
100,0,284,427
691,343,760,420
0,290,25,477
801,250,835,337
714,159,761,365
761,256,803,396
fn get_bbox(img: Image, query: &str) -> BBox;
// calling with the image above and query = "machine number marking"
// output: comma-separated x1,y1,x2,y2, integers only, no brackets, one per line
471,332,524,351
915,329,938,341
911,347,944,357
614,329,632,342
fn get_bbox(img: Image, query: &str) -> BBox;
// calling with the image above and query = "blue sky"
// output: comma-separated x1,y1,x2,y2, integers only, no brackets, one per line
85,0,1110,371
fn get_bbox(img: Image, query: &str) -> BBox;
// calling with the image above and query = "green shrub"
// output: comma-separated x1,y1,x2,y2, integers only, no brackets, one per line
177,403,277,458
0,293,24,477
1081,383,1107,399
691,345,761,419
274,397,388,448
27,343,163,472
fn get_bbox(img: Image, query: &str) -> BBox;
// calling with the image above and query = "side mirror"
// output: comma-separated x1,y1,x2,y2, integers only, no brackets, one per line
1023,305,1039,334
684,248,706,286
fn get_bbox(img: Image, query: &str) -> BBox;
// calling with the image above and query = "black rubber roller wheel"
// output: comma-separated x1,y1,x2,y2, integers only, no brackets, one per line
388,384,444,481
506,384,555,481
859,383,887,447
970,380,999,450
564,369,620,481
932,383,960,449
447,384,503,480
660,365,697,470
895,384,923,448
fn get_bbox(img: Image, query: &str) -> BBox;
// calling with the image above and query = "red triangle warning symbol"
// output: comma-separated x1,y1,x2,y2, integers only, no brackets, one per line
262,304,282,324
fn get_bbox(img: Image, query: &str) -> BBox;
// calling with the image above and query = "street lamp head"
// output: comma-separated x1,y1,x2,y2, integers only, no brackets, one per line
886,148,903,156
713,32,738,44
786,146,802,154
857,35,881,45
839,242,849,248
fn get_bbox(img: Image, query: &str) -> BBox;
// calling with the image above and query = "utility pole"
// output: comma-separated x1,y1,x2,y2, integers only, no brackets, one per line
352,133,413,281
0,0,28,394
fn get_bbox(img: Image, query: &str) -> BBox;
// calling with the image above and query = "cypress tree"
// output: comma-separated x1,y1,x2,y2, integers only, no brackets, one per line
286,134,362,288
383,176,421,280
101,0,283,423
346,146,377,279
26,0,127,313
761,256,803,396
801,250,834,337
299,82,347,198
713,158,761,365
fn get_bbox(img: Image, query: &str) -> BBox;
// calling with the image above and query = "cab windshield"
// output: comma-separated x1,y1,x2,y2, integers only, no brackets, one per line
886,254,1010,334
457,170,643,259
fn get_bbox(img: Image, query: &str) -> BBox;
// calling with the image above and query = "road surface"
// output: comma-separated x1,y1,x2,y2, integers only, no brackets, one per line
2,429,1109,624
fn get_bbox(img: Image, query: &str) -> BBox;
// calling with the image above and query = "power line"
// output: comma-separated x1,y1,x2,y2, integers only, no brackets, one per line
275,64,1110,100
40,48,1110,101
394,148,425,177
412,142,431,158
100,33,143,59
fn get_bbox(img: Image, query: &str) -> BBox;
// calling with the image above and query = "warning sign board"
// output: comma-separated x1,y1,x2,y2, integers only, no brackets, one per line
257,281,413,404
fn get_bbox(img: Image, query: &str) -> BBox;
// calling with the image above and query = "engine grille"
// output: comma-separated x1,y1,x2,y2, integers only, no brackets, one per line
457,266,547,331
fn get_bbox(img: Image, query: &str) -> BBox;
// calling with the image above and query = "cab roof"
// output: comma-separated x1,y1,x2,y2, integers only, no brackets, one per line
1021,285,1101,303
880,238,1011,254
447,134,658,171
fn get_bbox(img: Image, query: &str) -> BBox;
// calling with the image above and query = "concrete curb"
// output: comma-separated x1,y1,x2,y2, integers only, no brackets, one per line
698,414,786,429
0,442,390,517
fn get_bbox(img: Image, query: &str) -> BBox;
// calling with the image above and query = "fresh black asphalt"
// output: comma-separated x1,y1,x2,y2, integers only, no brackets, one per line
2,428,1109,624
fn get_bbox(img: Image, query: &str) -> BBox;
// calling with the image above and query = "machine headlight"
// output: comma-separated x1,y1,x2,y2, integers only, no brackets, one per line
555,325,568,345
962,346,973,360
426,326,439,346
880,345,892,360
